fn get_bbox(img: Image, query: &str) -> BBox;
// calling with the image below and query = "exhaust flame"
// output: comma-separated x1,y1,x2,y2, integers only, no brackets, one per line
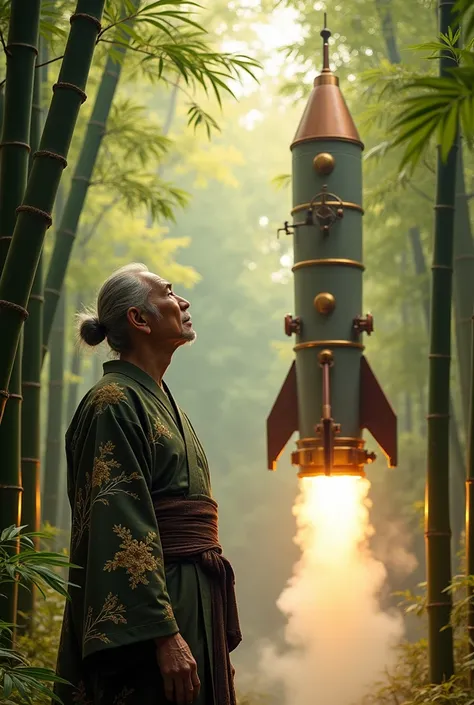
260,476,404,705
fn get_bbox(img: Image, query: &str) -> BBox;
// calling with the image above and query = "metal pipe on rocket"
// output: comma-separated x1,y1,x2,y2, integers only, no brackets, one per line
267,17,397,478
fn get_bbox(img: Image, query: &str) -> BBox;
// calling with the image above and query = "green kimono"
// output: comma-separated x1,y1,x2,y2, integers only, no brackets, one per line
54,360,216,705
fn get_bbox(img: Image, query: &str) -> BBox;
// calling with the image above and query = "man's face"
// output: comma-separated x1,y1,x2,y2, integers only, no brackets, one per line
143,273,196,347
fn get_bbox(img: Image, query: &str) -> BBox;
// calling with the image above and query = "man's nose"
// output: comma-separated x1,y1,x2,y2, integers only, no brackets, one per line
179,297,190,309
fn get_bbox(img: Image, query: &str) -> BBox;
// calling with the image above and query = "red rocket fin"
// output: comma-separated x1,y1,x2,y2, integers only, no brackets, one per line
267,361,299,471
360,356,397,468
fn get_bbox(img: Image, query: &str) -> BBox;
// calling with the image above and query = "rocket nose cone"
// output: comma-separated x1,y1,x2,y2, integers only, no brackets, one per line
291,79,363,149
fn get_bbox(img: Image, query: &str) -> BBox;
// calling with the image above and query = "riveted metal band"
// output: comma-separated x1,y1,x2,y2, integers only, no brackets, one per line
294,340,364,351
293,437,368,477
292,258,365,272
291,201,364,215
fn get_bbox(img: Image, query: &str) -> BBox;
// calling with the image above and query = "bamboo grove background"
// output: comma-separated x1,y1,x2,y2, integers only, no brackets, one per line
0,0,473,703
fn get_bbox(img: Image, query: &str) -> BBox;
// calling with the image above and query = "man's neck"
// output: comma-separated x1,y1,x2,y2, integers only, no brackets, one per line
120,349,173,388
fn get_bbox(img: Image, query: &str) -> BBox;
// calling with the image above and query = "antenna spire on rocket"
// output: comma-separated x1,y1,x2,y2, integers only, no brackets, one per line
321,12,331,73
290,15,362,148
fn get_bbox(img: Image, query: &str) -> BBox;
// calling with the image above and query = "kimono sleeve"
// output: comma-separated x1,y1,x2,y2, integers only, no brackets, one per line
71,400,179,660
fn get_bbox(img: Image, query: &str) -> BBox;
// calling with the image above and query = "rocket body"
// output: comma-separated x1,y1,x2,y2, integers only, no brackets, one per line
267,33,397,477
293,139,363,440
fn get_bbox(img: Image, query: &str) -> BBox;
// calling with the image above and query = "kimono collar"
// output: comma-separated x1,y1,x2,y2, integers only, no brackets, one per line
102,360,175,417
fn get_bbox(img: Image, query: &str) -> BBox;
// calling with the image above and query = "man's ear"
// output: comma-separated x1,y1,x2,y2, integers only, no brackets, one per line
127,307,151,334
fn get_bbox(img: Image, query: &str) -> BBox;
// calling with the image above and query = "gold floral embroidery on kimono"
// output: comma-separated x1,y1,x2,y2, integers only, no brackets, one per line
90,383,127,414
71,442,141,551
83,592,127,645
104,525,161,589
148,417,173,444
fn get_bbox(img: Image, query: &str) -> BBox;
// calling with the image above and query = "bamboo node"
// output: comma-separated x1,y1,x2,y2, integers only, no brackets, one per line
431,264,452,271
72,176,90,184
0,484,23,491
0,299,29,320
8,393,23,401
425,530,452,537
34,149,68,169
0,140,31,152
428,353,451,359
426,601,452,608
22,381,41,388
21,457,40,464
53,81,87,104
434,204,455,210
44,288,61,298
16,204,53,228
7,42,39,56
70,12,102,33
0,236,12,241
28,294,44,302
426,413,450,419
89,120,106,130
0,390,9,400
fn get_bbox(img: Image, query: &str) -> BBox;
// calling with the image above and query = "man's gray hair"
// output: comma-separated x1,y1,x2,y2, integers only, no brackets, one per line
77,263,159,353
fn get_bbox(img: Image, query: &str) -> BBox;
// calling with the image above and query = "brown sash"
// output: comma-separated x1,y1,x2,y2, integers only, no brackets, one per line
153,496,242,705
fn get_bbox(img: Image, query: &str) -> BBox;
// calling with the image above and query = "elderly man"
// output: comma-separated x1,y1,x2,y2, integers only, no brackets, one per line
54,263,241,705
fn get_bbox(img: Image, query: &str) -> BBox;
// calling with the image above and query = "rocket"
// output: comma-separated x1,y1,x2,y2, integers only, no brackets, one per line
267,18,397,478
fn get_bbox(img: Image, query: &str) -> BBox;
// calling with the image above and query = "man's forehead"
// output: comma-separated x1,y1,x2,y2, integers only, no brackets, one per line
142,272,171,290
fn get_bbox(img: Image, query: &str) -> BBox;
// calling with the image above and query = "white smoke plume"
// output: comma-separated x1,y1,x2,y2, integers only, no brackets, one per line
259,476,405,705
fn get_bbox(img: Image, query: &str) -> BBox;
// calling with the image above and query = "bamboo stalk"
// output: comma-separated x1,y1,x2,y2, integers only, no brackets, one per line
453,143,474,435
467,314,474,687
17,36,46,624
425,0,459,681
0,0,41,634
42,0,140,353
0,1,105,424
43,289,66,528
409,226,465,561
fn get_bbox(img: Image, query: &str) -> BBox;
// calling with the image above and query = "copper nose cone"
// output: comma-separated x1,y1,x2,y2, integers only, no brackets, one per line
290,17,363,150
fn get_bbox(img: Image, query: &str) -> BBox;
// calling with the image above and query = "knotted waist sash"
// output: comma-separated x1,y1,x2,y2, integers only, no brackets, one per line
153,496,242,705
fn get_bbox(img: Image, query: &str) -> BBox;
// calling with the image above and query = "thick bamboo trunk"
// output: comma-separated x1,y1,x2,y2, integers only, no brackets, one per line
0,1,105,424
42,290,66,528
17,37,47,623
425,0,459,681
42,0,140,352
409,227,465,560
0,0,41,633
453,143,474,434
467,316,474,686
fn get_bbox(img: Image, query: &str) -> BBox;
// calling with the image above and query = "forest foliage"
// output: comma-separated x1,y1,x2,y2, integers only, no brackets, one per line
0,0,473,703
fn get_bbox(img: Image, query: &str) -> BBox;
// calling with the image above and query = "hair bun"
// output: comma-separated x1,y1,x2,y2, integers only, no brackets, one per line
79,315,107,347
